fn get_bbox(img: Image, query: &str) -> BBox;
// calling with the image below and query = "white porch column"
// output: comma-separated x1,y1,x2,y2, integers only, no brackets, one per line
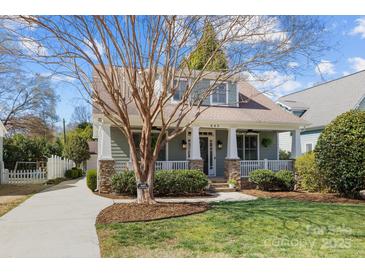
99,122,113,160
291,129,302,158
190,126,201,160
226,128,239,159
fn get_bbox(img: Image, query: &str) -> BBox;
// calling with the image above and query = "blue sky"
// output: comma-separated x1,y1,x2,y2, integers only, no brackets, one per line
43,16,365,126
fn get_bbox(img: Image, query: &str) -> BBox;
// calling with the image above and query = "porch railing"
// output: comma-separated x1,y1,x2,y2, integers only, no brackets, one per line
118,161,189,172
155,161,189,171
240,159,293,178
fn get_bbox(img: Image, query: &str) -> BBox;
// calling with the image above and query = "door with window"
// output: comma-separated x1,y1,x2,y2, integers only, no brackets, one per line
187,131,216,176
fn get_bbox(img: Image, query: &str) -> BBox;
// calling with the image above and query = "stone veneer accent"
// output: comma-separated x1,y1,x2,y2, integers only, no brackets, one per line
189,159,204,172
98,159,116,194
224,159,241,188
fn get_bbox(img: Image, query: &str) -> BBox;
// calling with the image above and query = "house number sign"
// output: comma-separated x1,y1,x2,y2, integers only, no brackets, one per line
137,183,149,189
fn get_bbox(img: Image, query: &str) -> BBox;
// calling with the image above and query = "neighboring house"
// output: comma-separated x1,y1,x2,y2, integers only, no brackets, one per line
93,68,307,193
86,140,98,170
0,121,7,184
277,70,365,154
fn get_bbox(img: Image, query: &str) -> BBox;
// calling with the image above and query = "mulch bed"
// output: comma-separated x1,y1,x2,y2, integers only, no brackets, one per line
96,202,210,224
95,192,215,200
242,189,365,204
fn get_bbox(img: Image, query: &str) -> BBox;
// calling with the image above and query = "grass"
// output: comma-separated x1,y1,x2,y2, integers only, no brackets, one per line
0,178,66,217
96,199,365,257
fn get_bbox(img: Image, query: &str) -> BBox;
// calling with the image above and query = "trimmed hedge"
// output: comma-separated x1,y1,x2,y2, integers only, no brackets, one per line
295,152,325,192
111,169,208,196
315,110,365,198
86,169,97,192
249,169,295,191
275,170,295,191
65,167,83,179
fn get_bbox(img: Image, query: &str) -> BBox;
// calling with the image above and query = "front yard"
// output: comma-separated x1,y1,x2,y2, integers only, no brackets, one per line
97,199,365,257
0,184,49,217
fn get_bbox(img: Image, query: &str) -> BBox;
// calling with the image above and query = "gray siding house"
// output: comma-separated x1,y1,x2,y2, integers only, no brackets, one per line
277,70,365,154
93,68,306,192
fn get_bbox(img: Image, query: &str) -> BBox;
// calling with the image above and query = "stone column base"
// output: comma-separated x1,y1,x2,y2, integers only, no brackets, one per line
224,159,241,188
189,159,204,172
98,159,116,194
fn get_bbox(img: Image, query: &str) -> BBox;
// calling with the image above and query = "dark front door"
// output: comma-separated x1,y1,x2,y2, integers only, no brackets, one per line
200,137,209,175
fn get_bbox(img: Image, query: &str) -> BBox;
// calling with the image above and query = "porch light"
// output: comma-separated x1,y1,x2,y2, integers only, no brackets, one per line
181,140,187,150
217,140,223,149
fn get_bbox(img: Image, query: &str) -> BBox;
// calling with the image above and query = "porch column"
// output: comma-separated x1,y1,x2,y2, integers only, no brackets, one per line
224,128,241,189
291,129,302,158
97,121,115,194
189,126,203,171
226,128,239,159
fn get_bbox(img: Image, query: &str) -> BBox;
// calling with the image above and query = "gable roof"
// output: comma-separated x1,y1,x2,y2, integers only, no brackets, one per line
92,69,307,129
277,70,365,130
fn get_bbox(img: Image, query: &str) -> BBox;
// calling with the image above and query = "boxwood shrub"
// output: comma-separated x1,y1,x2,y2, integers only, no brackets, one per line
275,170,295,191
111,169,208,196
249,169,277,191
249,169,295,191
65,167,83,179
86,169,97,192
315,110,365,197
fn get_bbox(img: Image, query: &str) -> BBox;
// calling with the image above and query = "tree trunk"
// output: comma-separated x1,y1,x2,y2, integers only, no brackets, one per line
136,167,156,204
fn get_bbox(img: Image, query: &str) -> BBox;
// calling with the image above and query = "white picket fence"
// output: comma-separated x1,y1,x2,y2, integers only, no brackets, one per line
1,155,74,184
2,169,47,184
47,155,74,180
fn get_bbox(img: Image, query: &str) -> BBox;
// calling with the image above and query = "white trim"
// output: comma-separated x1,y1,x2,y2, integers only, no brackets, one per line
237,132,260,160
276,132,280,160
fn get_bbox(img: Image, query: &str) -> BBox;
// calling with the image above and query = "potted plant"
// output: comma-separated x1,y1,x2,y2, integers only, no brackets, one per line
227,179,237,189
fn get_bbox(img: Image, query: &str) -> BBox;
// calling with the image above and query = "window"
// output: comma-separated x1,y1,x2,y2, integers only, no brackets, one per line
305,143,313,153
245,135,258,160
236,134,258,160
172,79,188,101
211,83,227,104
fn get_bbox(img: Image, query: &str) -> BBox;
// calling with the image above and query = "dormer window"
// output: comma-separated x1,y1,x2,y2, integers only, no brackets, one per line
211,82,227,105
172,79,188,101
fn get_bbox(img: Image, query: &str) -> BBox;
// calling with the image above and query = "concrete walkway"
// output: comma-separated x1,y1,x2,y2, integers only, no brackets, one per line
0,178,256,258
113,191,257,204
0,178,112,258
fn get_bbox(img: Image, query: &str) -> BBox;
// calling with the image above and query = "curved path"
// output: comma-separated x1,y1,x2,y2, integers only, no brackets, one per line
0,178,112,258
0,178,256,258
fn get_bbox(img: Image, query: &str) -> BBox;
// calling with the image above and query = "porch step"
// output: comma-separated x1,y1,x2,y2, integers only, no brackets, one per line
209,182,228,188
212,187,236,192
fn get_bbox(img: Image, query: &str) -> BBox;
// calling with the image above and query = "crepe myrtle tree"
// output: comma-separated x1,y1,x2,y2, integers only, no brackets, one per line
5,15,328,203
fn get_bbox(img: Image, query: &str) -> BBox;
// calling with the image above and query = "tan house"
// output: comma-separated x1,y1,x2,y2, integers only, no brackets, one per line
92,70,307,193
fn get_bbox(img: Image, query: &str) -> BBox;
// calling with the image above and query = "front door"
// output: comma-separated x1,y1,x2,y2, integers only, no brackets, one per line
199,137,209,175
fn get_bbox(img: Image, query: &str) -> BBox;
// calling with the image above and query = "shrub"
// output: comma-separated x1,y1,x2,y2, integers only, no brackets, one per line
111,170,137,195
154,170,208,196
275,170,295,191
279,149,291,160
111,169,208,196
315,110,365,197
65,167,83,179
295,152,325,192
249,169,277,191
86,169,97,191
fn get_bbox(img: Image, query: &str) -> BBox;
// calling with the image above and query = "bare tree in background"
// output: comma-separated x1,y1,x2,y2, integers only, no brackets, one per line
4,15,329,203
70,105,91,125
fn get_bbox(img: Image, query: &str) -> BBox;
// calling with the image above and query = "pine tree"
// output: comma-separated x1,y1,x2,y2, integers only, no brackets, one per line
187,22,228,71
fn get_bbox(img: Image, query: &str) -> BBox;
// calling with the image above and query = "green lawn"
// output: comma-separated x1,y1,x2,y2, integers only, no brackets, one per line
96,199,365,257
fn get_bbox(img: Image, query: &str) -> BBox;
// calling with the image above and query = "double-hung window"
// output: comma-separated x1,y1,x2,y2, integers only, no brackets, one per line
172,79,188,102
211,83,227,105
